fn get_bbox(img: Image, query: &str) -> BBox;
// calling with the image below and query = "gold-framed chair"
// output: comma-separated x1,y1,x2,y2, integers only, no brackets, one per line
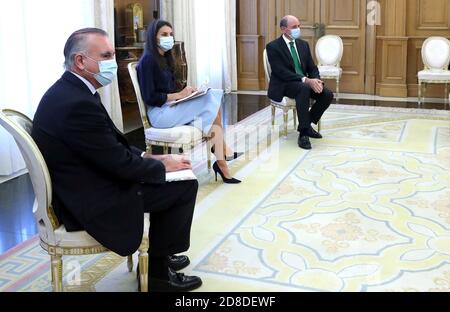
128,62,212,170
263,49,321,137
418,37,450,107
315,35,343,101
0,109,150,292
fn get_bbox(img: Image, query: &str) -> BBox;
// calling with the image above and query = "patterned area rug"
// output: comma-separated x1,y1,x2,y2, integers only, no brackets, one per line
1,104,449,292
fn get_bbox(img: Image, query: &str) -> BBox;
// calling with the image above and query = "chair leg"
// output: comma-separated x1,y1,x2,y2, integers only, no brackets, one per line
127,255,133,273
271,106,276,126
418,81,422,106
206,140,212,171
146,143,152,154
283,111,288,137
138,247,148,292
423,83,427,106
256,127,260,156
293,108,297,131
336,79,340,103
51,255,63,292
445,83,449,109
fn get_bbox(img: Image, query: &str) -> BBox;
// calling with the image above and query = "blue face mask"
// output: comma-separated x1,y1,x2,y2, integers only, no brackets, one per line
290,28,301,40
159,36,174,52
84,56,118,87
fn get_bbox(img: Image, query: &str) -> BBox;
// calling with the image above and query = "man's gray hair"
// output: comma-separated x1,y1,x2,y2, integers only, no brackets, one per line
63,28,108,70
280,16,289,28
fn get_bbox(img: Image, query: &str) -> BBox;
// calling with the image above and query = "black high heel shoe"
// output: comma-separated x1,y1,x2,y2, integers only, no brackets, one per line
212,162,241,184
211,146,244,161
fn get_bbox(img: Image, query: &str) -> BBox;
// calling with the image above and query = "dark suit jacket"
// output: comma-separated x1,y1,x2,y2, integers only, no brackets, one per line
137,52,176,108
32,71,166,256
266,36,320,102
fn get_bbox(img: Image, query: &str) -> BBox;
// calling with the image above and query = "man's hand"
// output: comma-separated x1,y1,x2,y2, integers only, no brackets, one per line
143,153,166,161
305,78,324,94
143,154,192,172
161,154,192,172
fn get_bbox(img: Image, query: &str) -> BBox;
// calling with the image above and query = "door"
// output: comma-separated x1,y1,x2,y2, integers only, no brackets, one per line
276,0,367,93
276,0,321,51
406,0,450,98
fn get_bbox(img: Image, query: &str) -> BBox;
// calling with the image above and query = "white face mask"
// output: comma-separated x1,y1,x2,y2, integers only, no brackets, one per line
83,55,118,87
290,28,301,40
159,36,175,52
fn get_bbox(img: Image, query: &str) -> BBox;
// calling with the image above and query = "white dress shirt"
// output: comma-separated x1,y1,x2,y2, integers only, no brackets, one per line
70,71,97,95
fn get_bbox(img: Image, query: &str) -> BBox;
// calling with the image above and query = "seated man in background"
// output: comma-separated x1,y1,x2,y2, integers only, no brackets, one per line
266,15,333,150
31,28,202,292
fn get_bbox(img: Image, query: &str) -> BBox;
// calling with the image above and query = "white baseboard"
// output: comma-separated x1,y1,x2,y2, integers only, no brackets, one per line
234,90,448,104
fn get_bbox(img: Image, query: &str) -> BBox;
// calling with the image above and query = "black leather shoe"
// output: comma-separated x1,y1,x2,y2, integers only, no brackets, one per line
168,255,190,271
211,146,244,162
298,135,312,150
307,127,323,139
136,254,190,281
225,152,244,161
213,162,241,184
149,268,202,292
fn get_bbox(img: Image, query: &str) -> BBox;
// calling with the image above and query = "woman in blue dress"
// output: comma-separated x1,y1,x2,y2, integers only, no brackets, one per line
137,20,241,184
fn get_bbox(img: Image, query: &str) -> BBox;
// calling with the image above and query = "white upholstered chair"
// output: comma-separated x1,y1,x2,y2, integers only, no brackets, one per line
0,109,150,292
418,37,450,107
128,62,212,169
263,49,321,137
315,35,343,101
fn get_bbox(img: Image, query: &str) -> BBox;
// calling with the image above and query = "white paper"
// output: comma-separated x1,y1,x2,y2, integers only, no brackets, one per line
166,84,211,106
166,169,197,182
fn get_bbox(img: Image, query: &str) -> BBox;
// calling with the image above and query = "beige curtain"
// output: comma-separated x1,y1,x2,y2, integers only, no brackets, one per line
94,0,124,132
160,0,173,26
0,0,94,176
161,0,198,87
224,0,238,92
0,0,124,177
160,0,237,92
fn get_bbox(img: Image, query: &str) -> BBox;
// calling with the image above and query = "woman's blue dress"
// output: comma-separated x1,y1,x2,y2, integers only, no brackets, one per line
137,52,222,135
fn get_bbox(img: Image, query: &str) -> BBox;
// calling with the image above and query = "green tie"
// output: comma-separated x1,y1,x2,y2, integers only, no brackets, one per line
289,41,304,76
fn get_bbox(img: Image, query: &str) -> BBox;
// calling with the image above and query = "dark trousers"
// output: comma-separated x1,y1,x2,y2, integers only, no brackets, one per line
142,179,198,257
284,82,333,130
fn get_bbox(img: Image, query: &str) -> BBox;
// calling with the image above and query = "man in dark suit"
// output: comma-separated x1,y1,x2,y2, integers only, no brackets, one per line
266,15,334,150
32,28,202,292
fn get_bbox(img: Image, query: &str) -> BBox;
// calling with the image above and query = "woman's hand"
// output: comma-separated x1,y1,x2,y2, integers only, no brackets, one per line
177,86,196,99
166,86,197,102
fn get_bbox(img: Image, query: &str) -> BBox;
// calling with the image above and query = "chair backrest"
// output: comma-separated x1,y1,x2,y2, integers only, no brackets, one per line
421,37,450,71
2,109,33,134
0,109,59,244
263,49,272,82
315,35,343,67
128,62,152,129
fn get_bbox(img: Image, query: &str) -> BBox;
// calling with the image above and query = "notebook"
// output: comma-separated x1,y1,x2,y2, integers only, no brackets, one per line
167,84,210,106
166,169,197,182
